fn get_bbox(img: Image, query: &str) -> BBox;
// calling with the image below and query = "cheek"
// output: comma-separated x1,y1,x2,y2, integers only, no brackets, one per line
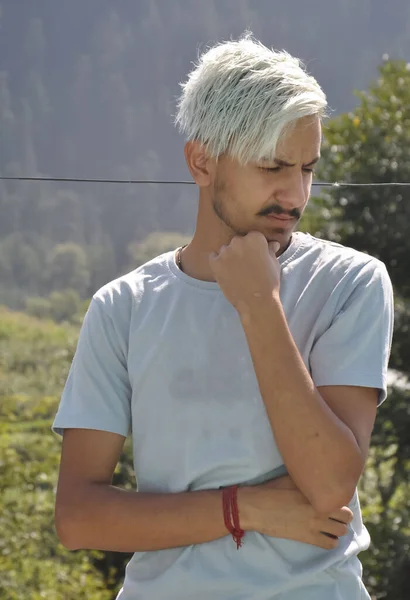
304,177,313,200
235,174,268,204
236,186,266,215
219,168,267,213
219,177,248,207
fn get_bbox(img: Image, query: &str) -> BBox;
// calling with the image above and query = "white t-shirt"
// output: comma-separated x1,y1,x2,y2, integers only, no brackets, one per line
53,231,394,599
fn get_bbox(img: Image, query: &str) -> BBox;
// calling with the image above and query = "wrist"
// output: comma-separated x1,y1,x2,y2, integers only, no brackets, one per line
236,486,258,532
237,485,304,537
238,294,282,327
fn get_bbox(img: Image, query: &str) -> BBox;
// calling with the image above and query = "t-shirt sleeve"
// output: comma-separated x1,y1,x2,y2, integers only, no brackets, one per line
52,296,132,437
309,260,394,406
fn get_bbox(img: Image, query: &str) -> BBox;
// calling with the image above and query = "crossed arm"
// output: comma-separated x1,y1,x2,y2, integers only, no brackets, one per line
240,296,379,515
55,428,353,553
55,300,379,553
56,332,379,554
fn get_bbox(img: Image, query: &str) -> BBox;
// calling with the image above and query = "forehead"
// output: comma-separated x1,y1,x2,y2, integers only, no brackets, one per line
274,116,322,161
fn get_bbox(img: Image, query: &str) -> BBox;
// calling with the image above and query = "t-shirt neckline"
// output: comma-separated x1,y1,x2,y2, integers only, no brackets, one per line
166,231,308,290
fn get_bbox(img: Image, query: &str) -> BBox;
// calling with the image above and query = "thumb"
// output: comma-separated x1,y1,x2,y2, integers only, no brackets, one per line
268,241,281,256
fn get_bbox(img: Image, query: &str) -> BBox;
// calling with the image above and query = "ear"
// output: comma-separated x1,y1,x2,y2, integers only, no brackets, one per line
184,141,216,187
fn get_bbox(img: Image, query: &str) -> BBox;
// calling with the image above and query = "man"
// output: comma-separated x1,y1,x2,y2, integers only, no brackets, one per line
53,34,394,599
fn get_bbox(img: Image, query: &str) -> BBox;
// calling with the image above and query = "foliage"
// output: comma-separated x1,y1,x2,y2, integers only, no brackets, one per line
0,415,113,600
25,289,87,324
0,308,134,599
3,1,410,307
319,59,410,295
47,244,90,296
124,231,191,272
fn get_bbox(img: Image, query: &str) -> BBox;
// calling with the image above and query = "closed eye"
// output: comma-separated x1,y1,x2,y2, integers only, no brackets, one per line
260,167,281,173
260,167,315,174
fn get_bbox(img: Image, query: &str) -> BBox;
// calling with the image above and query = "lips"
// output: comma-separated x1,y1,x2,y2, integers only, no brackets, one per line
266,214,293,221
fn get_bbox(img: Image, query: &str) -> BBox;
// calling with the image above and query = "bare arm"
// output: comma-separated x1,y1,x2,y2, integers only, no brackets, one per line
56,436,225,551
55,429,351,552
240,299,377,514
54,429,271,551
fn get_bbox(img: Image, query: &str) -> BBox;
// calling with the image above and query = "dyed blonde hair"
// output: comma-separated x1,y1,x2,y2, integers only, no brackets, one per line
175,33,327,165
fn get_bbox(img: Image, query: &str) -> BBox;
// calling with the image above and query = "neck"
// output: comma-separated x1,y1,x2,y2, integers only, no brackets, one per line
178,199,292,282
180,232,292,282
178,197,235,281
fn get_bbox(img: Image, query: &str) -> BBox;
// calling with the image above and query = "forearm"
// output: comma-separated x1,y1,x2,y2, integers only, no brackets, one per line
241,298,362,513
56,483,229,552
56,477,293,553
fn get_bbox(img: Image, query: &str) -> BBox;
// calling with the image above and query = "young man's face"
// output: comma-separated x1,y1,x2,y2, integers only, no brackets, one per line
210,115,322,247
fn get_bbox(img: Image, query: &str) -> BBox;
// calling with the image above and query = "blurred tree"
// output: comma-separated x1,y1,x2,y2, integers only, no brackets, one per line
25,295,53,320
48,288,82,323
0,71,18,165
298,195,332,237
46,190,85,244
0,232,44,293
47,243,90,296
0,308,132,598
319,58,410,294
125,231,191,273
87,242,117,295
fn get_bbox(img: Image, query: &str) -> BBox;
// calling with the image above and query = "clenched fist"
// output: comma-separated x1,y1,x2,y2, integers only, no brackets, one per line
209,231,281,316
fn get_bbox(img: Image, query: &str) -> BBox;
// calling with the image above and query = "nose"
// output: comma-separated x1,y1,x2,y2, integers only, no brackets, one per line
274,170,308,212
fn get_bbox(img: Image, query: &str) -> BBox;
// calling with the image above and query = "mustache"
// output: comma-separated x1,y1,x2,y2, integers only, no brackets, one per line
257,205,300,219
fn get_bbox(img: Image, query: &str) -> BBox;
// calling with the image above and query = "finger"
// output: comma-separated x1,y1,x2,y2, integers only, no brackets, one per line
321,520,349,538
320,531,338,539
268,241,281,255
328,517,347,524
329,508,353,524
318,533,339,550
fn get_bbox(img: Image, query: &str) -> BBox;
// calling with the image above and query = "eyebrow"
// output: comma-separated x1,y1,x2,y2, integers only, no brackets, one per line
270,156,321,168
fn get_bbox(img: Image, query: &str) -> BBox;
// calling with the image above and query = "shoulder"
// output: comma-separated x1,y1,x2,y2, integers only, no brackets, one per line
88,250,176,328
299,232,391,287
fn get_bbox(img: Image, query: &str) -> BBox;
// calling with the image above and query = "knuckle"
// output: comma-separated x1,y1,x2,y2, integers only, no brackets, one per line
341,507,353,522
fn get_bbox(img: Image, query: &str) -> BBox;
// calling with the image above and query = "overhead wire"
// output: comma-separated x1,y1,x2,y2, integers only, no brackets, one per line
1,176,410,188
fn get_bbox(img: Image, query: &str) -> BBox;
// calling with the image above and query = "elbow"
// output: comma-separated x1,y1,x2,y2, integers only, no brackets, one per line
55,504,84,551
308,460,363,515
311,484,357,516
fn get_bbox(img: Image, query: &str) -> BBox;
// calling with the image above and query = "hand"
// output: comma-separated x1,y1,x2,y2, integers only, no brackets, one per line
209,232,281,316
238,479,354,550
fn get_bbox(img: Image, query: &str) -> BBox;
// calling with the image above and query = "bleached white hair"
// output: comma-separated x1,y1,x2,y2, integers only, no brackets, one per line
175,33,327,165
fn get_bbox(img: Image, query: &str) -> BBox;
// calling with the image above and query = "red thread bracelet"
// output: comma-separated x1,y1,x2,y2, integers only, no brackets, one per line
222,485,245,549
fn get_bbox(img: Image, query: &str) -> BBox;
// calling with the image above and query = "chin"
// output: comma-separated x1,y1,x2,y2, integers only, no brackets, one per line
266,222,296,237
266,230,293,248
264,228,287,240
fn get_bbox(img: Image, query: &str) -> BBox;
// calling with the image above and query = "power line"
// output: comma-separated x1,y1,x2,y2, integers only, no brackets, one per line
0,176,197,185
1,175,410,188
